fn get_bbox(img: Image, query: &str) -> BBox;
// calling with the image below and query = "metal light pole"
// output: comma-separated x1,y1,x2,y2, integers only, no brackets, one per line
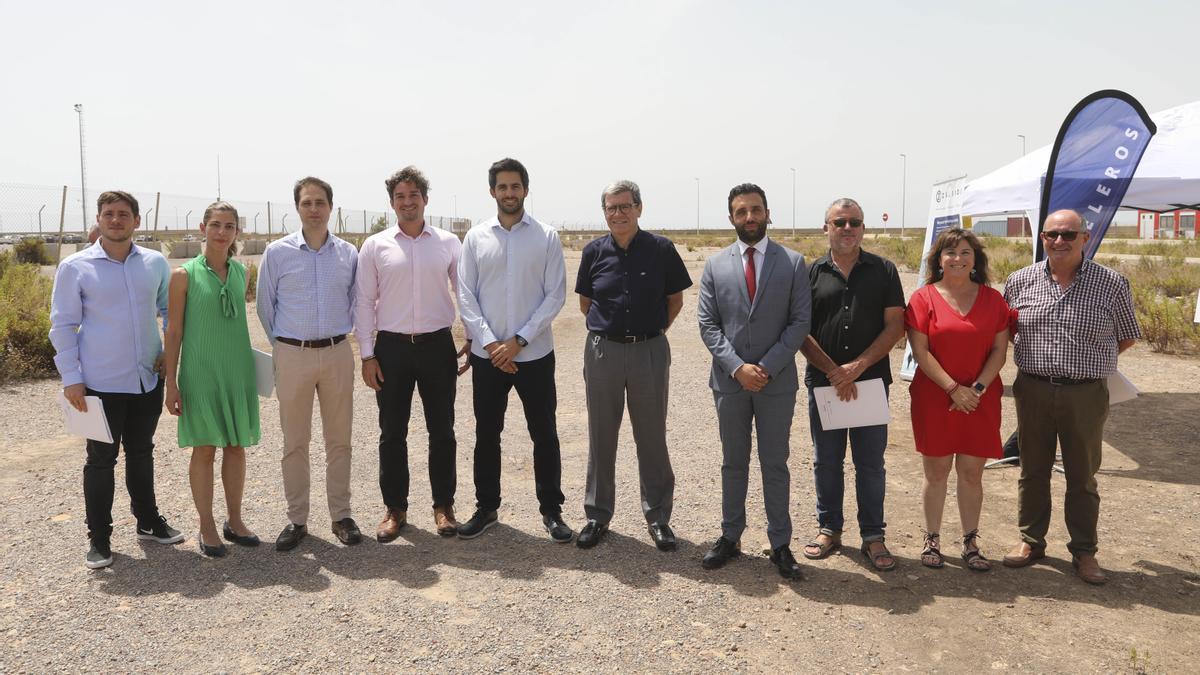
790,167,797,237
253,212,260,233
145,208,154,231
452,195,457,220
1017,134,1027,156
217,154,222,199
185,210,193,230
899,153,907,238
694,177,700,234
38,205,45,234
281,214,289,232
74,104,88,229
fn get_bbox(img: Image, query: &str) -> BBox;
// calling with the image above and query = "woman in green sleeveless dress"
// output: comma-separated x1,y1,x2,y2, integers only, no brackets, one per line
163,201,260,557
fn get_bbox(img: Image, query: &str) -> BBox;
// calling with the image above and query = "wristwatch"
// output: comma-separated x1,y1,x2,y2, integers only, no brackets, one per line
972,382,986,394
514,334,528,348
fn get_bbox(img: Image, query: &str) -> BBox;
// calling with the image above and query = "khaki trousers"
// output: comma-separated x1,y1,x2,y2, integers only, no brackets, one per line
273,339,354,525
1013,372,1108,555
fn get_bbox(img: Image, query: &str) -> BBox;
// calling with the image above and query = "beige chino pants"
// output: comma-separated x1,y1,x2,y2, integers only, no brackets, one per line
273,339,354,525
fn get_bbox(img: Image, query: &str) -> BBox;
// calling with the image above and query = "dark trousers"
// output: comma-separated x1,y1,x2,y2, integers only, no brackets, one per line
375,329,457,512
470,351,564,516
83,382,164,540
1013,372,1108,555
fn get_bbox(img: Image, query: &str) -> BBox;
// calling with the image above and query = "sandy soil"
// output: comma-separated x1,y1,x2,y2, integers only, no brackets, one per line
1,245,1197,673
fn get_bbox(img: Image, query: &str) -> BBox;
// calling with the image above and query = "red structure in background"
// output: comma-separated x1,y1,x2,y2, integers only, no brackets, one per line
1138,209,1199,239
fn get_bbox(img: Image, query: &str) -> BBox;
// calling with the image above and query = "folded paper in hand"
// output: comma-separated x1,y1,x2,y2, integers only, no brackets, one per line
813,377,890,430
58,391,113,443
254,349,274,398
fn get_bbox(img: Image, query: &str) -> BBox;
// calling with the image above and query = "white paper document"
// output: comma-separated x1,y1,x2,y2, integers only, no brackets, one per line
57,392,113,443
253,349,275,398
813,377,891,430
1106,370,1139,405
1194,288,1200,324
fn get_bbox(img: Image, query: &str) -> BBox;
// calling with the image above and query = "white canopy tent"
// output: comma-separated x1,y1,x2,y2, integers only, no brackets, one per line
961,99,1200,218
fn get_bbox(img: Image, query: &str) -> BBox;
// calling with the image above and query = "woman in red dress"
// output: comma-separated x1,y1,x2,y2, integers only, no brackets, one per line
906,228,1012,572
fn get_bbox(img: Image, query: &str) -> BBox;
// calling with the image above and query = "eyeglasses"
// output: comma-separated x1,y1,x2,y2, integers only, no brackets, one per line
828,218,863,228
1041,230,1081,242
604,203,637,216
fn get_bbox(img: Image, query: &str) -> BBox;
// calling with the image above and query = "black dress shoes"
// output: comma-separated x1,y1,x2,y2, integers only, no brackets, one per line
222,522,261,547
575,519,608,549
648,522,677,551
543,515,574,543
770,545,804,580
702,536,741,569
275,523,307,551
332,518,362,545
456,510,498,540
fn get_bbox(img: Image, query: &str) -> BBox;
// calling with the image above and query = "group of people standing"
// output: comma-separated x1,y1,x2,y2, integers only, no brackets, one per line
50,158,1139,587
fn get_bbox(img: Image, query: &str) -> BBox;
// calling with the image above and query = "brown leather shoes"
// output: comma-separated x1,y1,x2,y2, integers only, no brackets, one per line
376,508,406,543
1072,553,1108,585
1002,541,1047,568
433,505,459,537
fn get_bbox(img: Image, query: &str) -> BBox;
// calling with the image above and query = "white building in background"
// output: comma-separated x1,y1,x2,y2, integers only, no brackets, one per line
1139,209,1198,239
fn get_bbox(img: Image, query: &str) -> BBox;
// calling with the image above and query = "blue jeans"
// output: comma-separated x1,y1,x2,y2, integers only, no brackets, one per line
808,386,888,541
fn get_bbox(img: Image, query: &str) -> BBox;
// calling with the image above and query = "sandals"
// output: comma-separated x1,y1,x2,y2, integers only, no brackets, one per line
961,529,992,572
860,539,897,572
920,532,945,569
802,528,841,560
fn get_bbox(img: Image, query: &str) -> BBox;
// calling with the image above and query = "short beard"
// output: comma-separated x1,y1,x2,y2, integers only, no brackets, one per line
498,199,524,216
735,222,767,245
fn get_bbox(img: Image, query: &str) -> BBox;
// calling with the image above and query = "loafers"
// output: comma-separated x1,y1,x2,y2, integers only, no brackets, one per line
702,536,741,570
332,518,362,546
543,514,574,543
199,538,228,558
1072,553,1108,585
223,522,261,547
770,545,804,580
433,506,459,537
1002,542,1047,568
376,509,406,543
275,523,307,552
575,519,608,549
648,522,677,551
456,510,498,539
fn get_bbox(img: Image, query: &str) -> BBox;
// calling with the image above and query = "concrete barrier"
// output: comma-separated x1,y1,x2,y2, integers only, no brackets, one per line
239,239,266,255
169,241,200,259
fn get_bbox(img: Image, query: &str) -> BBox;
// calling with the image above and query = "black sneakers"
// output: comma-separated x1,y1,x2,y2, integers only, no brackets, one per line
136,515,185,544
85,539,112,570
542,514,574,543
456,510,498,539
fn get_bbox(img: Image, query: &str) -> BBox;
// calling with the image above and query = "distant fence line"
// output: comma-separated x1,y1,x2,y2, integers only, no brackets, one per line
0,182,469,236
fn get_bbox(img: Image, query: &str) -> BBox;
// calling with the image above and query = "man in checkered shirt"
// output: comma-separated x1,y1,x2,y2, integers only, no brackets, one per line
1000,209,1141,585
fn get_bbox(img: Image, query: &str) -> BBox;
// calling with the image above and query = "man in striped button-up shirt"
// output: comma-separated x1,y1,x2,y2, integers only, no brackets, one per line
1001,209,1141,585
256,176,360,552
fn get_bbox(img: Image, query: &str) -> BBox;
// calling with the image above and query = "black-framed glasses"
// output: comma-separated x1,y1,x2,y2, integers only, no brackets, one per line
828,218,863,228
604,203,637,216
1041,230,1081,242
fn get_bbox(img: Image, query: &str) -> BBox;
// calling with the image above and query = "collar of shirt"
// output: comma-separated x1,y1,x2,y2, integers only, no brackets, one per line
1039,258,1092,285
84,241,144,263
603,227,651,253
485,212,535,232
284,229,338,254
392,223,434,241
736,236,770,258
812,247,881,272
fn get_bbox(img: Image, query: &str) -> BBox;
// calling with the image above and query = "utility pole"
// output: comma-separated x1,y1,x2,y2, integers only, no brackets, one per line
899,153,907,238
790,167,797,237
74,104,88,230
217,154,222,199
694,177,700,234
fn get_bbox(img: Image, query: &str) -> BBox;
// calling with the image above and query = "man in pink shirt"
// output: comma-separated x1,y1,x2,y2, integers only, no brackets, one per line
355,166,471,542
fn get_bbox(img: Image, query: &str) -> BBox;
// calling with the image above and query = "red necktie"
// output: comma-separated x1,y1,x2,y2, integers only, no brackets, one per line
745,247,757,303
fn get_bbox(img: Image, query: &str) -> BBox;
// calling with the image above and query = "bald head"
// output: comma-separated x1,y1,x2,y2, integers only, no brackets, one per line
1044,209,1084,231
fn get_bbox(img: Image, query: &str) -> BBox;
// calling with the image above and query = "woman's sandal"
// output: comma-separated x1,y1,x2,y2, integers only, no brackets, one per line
802,528,841,560
920,532,945,569
860,540,898,572
961,529,991,572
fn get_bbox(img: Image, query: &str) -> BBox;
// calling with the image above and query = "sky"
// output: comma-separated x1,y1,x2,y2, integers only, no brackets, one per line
2,0,1197,233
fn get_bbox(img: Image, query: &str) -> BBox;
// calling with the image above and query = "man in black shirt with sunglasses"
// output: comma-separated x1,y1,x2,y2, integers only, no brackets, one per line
799,198,905,572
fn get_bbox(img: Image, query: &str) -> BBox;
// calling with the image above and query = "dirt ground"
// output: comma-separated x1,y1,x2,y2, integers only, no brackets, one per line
1,244,1197,673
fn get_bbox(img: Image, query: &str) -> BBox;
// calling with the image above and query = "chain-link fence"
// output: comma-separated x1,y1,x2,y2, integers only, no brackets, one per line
0,182,469,240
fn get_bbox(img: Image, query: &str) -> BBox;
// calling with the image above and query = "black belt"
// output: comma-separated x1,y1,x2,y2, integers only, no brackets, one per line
1025,373,1100,386
379,327,450,344
594,331,661,344
277,334,346,349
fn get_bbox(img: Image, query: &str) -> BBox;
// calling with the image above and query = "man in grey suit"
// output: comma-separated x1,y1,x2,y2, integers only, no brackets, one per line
697,183,812,579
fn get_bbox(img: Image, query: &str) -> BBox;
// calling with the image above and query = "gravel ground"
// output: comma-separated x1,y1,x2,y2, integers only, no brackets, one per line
2,247,1198,673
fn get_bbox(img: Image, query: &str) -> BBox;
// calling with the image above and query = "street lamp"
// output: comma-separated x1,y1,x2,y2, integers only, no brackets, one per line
281,214,289,232
38,204,45,234
452,195,457,220
185,210,193,230
1017,134,1027,156
694,177,700,235
254,212,260,233
899,153,907,238
74,104,88,230
790,167,797,238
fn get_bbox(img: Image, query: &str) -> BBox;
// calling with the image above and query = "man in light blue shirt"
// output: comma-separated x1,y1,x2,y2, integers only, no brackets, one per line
456,158,572,542
50,190,185,570
256,176,361,551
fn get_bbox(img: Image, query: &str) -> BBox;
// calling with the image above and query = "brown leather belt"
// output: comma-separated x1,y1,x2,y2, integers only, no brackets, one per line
276,335,346,349
378,327,451,344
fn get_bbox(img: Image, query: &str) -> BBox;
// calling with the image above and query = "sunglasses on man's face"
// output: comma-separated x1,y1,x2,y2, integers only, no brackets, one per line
828,218,864,229
1041,230,1081,242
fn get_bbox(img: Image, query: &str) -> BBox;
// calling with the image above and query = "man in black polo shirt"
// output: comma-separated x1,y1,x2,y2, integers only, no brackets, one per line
799,197,905,571
574,180,692,550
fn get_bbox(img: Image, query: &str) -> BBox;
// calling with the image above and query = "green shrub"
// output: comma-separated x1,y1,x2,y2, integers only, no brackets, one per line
0,262,57,382
14,238,52,265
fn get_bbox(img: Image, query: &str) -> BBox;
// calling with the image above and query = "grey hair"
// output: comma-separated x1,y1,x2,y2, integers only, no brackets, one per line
601,180,642,209
824,197,863,222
